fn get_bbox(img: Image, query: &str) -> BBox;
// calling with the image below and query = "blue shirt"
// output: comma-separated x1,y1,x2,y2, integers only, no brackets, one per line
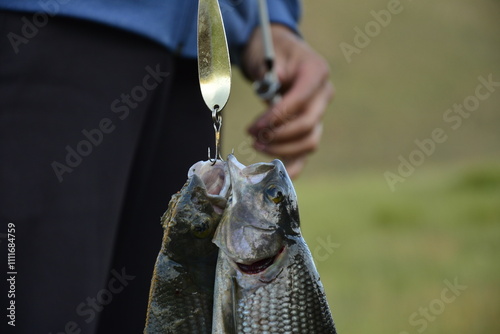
0,0,300,61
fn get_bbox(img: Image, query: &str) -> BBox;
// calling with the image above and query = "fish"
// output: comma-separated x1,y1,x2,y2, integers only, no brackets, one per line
212,154,337,334
144,160,230,334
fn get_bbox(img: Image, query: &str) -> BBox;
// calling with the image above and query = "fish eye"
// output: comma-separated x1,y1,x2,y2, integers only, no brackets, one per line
192,219,212,239
265,185,285,204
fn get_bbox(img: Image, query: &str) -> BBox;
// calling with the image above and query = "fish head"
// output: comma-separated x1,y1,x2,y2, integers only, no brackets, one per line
161,160,230,263
213,154,300,277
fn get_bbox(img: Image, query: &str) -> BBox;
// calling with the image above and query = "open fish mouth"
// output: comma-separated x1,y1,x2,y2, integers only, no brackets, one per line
235,246,285,275
188,160,230,213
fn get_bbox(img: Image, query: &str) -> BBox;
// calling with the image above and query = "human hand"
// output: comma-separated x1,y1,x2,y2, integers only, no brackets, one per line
241,24,334,178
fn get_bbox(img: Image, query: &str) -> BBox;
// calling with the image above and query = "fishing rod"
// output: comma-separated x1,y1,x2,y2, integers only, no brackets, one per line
254,0,281,105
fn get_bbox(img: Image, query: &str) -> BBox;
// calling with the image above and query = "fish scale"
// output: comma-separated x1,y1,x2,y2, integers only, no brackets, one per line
235,251,336,334
146,264,213,334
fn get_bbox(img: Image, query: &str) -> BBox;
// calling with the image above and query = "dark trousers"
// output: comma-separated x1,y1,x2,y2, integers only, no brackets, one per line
0,11,214,333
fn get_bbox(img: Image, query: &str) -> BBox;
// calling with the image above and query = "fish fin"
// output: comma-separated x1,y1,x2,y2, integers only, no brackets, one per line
212,251,236,334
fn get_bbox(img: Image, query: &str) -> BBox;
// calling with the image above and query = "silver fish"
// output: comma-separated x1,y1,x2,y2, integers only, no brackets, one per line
144,160,230,334
212,155,337,334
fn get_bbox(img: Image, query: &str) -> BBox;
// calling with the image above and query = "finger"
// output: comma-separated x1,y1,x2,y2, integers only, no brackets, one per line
276,51,330,121
254,80,333,144
254,122,323,157
249,55,330,134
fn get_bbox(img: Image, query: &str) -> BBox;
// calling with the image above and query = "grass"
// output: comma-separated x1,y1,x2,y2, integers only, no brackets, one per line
220,0,500,332
295,163,500,334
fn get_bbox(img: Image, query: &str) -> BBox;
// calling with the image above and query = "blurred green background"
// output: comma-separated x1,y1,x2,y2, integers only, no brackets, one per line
223,0,500,333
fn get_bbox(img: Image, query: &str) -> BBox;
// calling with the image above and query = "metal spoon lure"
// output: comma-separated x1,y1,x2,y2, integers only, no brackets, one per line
198,0,232,162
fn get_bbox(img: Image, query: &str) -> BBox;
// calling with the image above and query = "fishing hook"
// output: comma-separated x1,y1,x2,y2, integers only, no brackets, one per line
209,105,223,164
